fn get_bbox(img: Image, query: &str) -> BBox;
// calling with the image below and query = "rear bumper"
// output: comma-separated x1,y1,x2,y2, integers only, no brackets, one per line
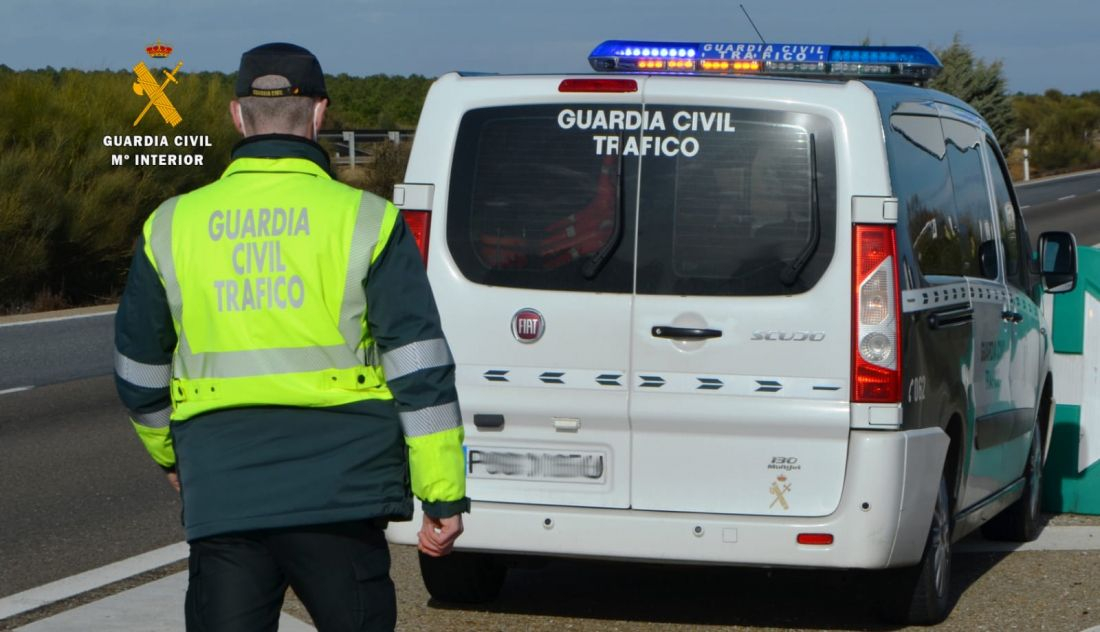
387,427,948,569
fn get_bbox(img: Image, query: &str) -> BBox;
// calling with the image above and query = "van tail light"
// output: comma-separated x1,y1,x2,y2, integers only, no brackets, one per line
401,210,431,266
852,224,901,403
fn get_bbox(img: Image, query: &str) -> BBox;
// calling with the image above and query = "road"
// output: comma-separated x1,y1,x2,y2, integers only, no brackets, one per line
1017,169,1100,246
0,170,1098,627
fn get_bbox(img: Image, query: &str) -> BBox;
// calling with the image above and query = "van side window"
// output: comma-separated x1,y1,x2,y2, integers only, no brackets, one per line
982,137,1030,292
446,105,637,292
942,118,997,279
888,114,963,277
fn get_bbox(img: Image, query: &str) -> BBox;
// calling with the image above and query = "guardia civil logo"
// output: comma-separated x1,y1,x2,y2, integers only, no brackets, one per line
132,39,183,128
105,39,211,167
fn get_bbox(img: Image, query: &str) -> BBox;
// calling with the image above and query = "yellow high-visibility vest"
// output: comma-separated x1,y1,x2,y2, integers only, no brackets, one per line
142,156,400,421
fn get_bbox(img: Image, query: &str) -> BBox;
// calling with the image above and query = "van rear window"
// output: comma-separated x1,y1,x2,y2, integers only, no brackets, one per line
447,105,835,295
447,105,637,293
635,107,836,296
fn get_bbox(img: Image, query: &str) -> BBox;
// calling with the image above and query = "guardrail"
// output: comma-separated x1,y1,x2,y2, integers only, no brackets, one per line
317,129,415,167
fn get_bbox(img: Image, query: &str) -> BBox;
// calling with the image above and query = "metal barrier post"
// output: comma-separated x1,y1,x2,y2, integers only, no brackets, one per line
342,130,357,168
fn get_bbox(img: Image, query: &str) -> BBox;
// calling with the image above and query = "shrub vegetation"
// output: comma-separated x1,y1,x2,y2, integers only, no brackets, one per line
0,67,428,313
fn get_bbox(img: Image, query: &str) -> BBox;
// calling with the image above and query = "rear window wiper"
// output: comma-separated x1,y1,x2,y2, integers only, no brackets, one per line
582,152,625,280
780,133,821,287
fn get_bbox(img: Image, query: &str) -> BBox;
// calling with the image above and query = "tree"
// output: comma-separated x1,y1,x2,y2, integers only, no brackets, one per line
930,34,1015,144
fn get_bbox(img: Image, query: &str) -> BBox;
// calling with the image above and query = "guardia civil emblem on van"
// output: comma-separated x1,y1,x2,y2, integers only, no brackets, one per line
511,308,545,343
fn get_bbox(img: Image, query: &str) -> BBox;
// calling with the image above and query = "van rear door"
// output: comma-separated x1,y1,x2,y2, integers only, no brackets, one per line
628,79,853,517
431,77,643,509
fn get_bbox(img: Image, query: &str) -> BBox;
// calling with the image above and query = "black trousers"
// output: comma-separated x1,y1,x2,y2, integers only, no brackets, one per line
184,520,395,632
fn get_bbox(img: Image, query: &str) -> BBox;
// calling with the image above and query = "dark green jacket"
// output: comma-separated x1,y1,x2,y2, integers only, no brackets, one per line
114,135,468,541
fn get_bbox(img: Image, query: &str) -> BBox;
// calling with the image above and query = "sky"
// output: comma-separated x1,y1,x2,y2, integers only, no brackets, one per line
0,0,1095,95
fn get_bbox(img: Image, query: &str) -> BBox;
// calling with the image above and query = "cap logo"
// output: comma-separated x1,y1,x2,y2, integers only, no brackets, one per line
512,309,545,343
249,87,299,97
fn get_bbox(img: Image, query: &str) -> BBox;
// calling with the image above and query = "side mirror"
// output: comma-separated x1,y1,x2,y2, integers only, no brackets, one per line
978,240,999,280
1038,231,1078,294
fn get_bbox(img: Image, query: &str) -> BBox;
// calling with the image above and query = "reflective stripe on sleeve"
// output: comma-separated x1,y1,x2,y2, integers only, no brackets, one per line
115,351,172,389
399,401,461,438
132,406,172,429
382,338,453,381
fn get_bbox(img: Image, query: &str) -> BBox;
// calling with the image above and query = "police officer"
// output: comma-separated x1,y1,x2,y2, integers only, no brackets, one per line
114,42,467,631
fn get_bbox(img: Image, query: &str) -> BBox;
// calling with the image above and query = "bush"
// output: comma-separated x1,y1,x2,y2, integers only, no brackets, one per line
0,69,427,313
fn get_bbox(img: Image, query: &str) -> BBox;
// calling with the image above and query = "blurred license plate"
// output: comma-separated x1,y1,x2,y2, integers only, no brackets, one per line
465,447,607,483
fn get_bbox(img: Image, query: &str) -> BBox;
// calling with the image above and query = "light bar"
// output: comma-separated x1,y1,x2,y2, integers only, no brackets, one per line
588,40,941,83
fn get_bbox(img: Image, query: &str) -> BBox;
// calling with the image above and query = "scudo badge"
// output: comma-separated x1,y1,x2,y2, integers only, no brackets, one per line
512,308,545,343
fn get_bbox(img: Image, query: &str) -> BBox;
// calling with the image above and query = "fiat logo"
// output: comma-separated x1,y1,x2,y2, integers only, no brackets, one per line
511,308,545,343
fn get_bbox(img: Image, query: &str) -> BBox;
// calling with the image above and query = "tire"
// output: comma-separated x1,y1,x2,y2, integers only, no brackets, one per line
876,476,954,626
418,550,507,604
981,423,1043,542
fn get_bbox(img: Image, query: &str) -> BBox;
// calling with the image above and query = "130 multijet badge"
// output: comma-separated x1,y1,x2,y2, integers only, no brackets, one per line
511,308,545,343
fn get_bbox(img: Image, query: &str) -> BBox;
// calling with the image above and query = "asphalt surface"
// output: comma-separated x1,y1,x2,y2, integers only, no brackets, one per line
0,309,114,392
0,375,183,598
1017,169,1100,246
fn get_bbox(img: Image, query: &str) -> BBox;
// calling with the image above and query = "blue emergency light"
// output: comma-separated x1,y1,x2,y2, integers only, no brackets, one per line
588,40,941,83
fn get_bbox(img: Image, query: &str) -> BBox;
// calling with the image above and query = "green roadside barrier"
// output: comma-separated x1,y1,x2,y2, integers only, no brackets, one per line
1043,246,1100,514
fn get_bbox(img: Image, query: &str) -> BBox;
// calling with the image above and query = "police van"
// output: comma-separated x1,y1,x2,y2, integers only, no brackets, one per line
385,40,1078,624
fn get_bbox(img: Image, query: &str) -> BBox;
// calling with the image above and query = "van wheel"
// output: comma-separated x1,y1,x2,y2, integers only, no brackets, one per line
876,476,953,625
418,550,507,604
981,424,1043,542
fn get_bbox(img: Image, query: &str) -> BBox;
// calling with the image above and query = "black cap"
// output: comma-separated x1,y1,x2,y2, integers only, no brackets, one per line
235,42,327,99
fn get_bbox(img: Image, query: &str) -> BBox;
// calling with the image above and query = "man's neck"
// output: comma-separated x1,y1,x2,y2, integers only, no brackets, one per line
231,134,332,174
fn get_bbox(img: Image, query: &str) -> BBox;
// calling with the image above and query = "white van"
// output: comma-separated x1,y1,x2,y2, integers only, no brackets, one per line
386,40,1078,624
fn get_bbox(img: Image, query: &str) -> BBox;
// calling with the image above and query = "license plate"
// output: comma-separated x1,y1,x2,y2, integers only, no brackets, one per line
465,447,607,483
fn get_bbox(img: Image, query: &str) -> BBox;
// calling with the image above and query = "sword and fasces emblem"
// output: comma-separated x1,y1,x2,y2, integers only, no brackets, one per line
132,60,183,127
769,474,792,510
132,39,183,127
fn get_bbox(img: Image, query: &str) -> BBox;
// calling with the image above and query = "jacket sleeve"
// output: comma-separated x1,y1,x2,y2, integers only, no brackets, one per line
366,203,469,518
114,231,178,469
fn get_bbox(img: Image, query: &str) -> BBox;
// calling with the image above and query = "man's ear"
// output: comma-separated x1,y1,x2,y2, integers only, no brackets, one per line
313,98,328,136
230,100,247,136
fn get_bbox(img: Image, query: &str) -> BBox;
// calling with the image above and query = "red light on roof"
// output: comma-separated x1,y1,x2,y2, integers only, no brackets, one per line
559,78,638,93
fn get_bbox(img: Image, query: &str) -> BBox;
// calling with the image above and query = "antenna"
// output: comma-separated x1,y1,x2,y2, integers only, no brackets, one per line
740,4,767,44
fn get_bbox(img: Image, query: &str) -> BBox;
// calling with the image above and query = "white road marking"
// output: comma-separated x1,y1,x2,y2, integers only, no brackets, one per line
0,386,34,395
1058,194,1077,201
12,573,316,631
0,310,114,329
1021,205,1031,209
0,542,188,620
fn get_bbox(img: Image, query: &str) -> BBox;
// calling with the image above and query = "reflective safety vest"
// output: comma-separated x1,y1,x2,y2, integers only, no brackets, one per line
142,156,399,421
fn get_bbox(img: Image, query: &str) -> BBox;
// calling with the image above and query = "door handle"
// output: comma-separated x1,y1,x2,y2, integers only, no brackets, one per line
651,326,722,339
1001,310,1023,323
928,306,974,330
